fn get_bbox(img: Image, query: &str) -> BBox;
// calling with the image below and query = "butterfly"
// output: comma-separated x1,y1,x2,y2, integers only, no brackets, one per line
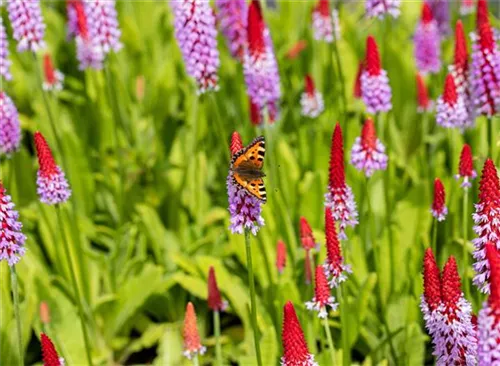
230,136,267,202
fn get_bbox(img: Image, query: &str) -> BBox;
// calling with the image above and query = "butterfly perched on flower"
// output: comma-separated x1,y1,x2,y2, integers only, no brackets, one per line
230,136,267,202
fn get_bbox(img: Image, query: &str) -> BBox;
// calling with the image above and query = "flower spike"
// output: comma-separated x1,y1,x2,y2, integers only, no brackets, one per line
0,18,12,81
208,266,228,312
183,302,206,359
216,0,248,61
455,144,477,188
0,92,22,156
416,73,432,112
436,73,470,131
350,118,388,177
431,178,448,221
41,333,64,366
7,0,46,52
414,3,441,75
312,0,340,43
323,207,351,288
306,265,338,318
276,240,286,275
365,0,401,19
0,182,27,266
43,54,64,92
301,74,324,118
299,217,316,251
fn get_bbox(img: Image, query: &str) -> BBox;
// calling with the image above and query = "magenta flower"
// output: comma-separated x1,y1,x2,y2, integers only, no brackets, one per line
300,74,324,118
455,144,477,189
34,132,71,205
312,0,340,43
365,0,400,19
7,0,46,52
0,18,12,81
171,0,220,94
66,0,79,40
216,0,247,61
0,92,21,156
414,3,441,75
431,178,447,221
0,182,27,266
84,0,122,54
243,0,281,124
470,22,500,117
436,73,470,131
360,35,392,113
350,118,387,177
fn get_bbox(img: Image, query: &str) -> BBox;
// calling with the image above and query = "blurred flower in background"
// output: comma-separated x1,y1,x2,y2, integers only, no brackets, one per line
455,144,477,189
216,0,247,62
312,0,340,43
350,118,388,177
42,54,64,92
365,0,400,19
0,92,21,156
436,74,470,131
7,0,46,52
414,3,442,74
0,18,12,81
300,74,324,118
431,178,448,221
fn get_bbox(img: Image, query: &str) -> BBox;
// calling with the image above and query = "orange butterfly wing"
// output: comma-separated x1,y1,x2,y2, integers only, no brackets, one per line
233,175,266,202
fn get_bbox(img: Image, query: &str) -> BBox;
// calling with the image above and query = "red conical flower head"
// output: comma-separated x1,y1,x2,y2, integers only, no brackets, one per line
41,333,62,366
479,21,495,51
476,0,489,30
305,74,315,96
325,207,343,273
73,0,88,40
354,61,363,98
230,131,243,155
314,0,330,17
423,248,442,311
421,2,434,24
459,144,474,178
486,243,500,314
441,256,462,314
416,73,431,111
249,97,262,126
478,159,500,207
443,74,458,104
247,0,265,57
276,240,286,274
314,265,331,306
365,36,381,76
183,302,205,358
454,20,468,72
208,267,226,312
361,118,377,150
299,217,316,251
281,302,315,365
328,123,345,190
431,178,447,221
34,132,58,177
40,302,50,324
44,54,56,85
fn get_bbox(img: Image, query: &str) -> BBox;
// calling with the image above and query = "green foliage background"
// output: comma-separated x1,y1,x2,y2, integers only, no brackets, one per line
1,1,500,365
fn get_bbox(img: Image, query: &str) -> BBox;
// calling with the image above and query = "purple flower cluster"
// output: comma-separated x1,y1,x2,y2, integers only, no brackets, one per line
0,18,12,81
300,90,324,118
0,183,27,266
312,1,340,43
84,0,122,54
171,0,220,94
365,0,401,19
414,4,441,75
426,0,450,37
7,0,46,52
478,305,500,365
436,75,470,131
324,187,358,241
350,119,388,177
227,174,264,235
0,92,21,156
216,0,247,61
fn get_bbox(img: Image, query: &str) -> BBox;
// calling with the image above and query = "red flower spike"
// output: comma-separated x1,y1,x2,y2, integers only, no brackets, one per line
476,0,489,30
247,0,265,57
281,302,313,365
478,159,500,205
314,0,330,17
423,248,442,311
479,22,495,51
43,54,56,85
365,36,381,76
486,243,500,313
40,302,50,324
421,2,434,24
305,251,313,285
454,20,468,72
74,0,88,40
416,73,431,110
305,74,315,96
459,144,474,177
285,40,307,59
208,267,225,312
441,256,462,311
41,333,62,366
361,118,377,150
249,97,262,126
299,217,316,251
34,132,58,177
443,74,458,104
354,61,363,99
183,302,205,356
230,131,243,155
328,123,346,190
276,240,286,274
431,178,447,221
325,207,343,270
314,265,331,305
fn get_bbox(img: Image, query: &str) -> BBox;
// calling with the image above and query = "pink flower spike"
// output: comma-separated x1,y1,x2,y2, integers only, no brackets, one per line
431,178,448,221
0,92,22,156
7,0,46,52
216,0,247,61
0,18,12,81
306,265,338,318
414,3,441,75
323,207,351,288
301,74,324,118
455,144,477,189
459,0,475,15
350,118,388,177
0,181,27,266
183,302,206,359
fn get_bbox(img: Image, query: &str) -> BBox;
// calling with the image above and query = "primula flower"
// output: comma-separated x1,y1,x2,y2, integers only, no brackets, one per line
208,266,228,312
323,207,351,288
470,22,500,117
171,0,220,94
66,0,79,40
476,0,490,31
416,73,432,112
478,243,500,365
431,178,447,221
414,3,442,75
227,132,264,235
473,159,500,294
421,248,442,348
299,217,316,251
0,18,12,81
84,0,122,54
42,54,64,92
243,0,281,124
353,62,363,99
276,240,286,275
360,36,392,113
281,302,319,366
41,333,64,366
300,74,324,118
325,123,358,239
365,0,401,19
460,0,475,16
183,302,206,359
350,118,388,177
0,182,27,266
455,144,477,189
306,265,338,318
216,0,247,61
7,0,46,52
436,73,470,131
426,0,450,37
34,132,71,205
311,0,340,43
0,92,22,156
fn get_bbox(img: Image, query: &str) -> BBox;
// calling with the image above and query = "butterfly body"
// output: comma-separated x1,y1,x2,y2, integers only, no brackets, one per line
230,136,267,202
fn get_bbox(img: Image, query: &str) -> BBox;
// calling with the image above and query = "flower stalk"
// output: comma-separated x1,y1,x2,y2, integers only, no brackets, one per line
323,317,336,366
10,265,24,365
214,310,222,366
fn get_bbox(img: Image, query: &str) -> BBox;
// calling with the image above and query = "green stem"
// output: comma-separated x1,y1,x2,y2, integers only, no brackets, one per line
192,354,200,366
432,218,438,255
323,316,336,366
331,23,347,123
214,310,222,366
244,229,262,366
338,285,350,366
56,206,93,366
10,266,24,366
462,191,470,299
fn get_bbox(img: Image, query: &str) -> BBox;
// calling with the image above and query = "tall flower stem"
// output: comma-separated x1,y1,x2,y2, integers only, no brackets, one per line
331,22,347,123
338,285,350,366
244,229,262,366
192,354,200,366
462,191,470,298
56,206,93,366
214,310,222,366
10,266,24,366
432,218,438,255
323,317,336,366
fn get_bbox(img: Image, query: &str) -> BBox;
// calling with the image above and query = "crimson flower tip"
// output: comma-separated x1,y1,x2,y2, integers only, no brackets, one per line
41,333,64,366
183,302,206,359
